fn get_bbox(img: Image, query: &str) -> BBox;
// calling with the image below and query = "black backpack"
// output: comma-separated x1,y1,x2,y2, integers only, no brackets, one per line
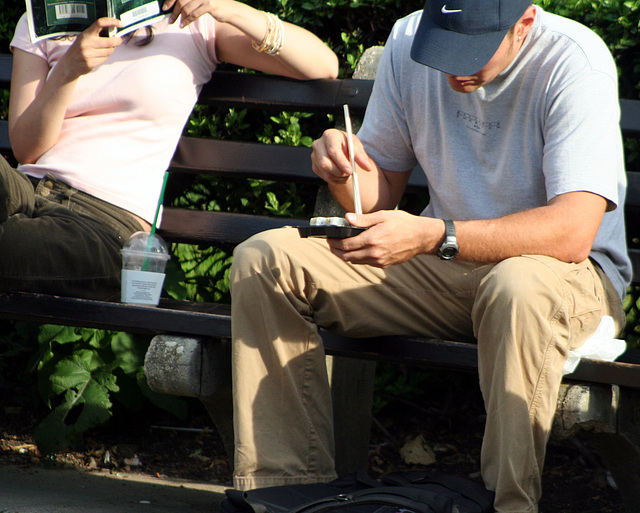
220,471,495,513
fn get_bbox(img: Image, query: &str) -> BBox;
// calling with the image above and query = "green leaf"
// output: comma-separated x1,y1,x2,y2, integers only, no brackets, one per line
38,324,81,346
110,331,147,376
34,350,120,455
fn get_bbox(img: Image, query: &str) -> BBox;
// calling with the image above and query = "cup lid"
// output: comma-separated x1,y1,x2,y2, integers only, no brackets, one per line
121,231,170,257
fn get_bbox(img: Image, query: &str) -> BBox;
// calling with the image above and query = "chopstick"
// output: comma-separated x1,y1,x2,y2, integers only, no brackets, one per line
343,104,362,215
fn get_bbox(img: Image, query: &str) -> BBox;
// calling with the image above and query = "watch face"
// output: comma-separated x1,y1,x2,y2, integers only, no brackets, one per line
438,242,459,260
441,246,458,259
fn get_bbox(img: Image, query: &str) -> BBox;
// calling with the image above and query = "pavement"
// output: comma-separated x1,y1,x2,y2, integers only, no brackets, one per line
0,464,227,512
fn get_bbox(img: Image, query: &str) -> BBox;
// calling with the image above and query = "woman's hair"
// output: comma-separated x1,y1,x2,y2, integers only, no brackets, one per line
126,26,154,46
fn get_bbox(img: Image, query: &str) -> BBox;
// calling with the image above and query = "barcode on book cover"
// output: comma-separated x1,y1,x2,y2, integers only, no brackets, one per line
55,3,89,20
120,2,160,26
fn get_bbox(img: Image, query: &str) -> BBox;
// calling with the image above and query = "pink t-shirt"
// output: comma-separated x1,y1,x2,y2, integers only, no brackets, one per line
11,13,219,222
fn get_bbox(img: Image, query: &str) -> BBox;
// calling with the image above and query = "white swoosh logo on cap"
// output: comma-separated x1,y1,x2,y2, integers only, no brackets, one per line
441,5,462,13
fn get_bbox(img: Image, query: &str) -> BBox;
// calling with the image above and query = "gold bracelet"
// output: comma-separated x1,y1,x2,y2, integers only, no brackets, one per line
252,12,284,56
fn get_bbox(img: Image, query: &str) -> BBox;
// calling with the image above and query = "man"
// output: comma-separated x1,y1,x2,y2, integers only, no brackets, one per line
230,1,630,511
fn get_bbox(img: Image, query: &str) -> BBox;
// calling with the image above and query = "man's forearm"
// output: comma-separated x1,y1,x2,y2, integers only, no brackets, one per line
454,191,607,264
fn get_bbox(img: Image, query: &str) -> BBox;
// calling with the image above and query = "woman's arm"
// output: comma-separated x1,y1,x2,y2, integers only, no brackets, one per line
9,18,123,164
165,0,338,79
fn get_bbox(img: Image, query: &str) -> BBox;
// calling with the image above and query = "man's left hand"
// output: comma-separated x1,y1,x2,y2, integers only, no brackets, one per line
327,210,444,268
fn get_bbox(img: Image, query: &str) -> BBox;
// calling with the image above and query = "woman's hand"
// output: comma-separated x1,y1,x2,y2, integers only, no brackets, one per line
164,0,236,27
58,18,123,80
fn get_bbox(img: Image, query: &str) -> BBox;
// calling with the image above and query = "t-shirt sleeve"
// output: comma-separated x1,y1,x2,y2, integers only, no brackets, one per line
542,69,622,210
10,13,48,60
357,21,418,173
188,15,220,69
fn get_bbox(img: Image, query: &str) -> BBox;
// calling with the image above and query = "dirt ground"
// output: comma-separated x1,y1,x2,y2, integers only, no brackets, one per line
0,370,624,513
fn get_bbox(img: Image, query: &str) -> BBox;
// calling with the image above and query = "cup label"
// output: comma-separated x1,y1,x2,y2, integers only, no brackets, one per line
121,269,166,305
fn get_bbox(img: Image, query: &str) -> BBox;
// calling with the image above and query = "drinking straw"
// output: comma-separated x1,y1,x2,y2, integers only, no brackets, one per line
343,104,362,215
150,170,170,239
142,170,169,270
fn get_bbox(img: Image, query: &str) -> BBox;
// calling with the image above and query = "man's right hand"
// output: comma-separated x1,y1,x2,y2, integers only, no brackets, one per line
311,128,374,185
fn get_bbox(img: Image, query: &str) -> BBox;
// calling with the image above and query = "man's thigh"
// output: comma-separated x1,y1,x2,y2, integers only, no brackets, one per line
244,227,494,341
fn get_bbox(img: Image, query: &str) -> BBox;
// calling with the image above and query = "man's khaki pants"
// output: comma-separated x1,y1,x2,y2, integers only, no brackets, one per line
230,227,625,513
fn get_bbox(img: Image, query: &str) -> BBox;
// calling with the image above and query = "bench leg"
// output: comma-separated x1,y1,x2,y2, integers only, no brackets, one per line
553,383,618,438
200,383,235,464
145,336,378,476
144,335,229,397
582,387,640,512
144,335,235,461
327,355,376,475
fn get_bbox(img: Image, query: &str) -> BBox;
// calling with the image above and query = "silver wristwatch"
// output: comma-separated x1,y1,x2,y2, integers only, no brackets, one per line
438,220,459,260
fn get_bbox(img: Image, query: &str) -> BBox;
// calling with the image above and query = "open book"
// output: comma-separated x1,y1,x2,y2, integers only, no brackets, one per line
26,0,171,42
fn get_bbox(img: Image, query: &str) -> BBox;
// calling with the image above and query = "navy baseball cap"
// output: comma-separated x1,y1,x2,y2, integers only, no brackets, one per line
410,0,532,76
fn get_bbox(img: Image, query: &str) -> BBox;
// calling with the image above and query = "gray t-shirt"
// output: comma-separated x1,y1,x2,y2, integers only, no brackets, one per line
358,6,631,300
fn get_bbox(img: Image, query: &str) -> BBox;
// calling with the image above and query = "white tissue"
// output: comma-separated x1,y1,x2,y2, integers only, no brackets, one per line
562,315,627,375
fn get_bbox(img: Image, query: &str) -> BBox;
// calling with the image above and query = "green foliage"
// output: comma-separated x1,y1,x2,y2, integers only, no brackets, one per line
0,4,21,52
258,112,315,147
164,173,317,303
186,106,251,139
0,89,8,120
250,0,424,75
29,325,187,455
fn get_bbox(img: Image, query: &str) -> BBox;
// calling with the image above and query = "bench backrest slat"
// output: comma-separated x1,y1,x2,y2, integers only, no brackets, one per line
0,53,11,83
159,208,303,247
198,71,372,113
621,99,640,136
171,137,318,182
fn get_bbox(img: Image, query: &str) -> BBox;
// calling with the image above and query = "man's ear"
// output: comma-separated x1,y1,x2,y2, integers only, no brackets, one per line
517,5,536,40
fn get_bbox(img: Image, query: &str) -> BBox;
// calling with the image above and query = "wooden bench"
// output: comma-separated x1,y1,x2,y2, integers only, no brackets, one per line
1,49,640,509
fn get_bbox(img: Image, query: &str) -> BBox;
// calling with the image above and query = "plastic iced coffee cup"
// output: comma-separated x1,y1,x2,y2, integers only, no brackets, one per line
120,232,170,306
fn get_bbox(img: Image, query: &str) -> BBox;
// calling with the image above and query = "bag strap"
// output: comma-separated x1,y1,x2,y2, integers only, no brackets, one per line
224,472,382,513
288,486,453,513
421,475,493,510
224,489,269,513
382,472,493,512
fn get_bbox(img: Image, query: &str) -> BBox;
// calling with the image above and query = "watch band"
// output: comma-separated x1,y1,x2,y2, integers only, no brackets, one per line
438,219,459,260
444,219,455,240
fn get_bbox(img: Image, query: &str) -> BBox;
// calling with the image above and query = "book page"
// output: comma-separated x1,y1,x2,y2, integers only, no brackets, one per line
27,0,108,42
26,0,170,42
111,0,170,37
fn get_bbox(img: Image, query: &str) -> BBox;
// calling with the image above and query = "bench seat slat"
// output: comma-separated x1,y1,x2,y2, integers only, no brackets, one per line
0,54,11,83
0,291,232,337
321,331,640,388
0,290,638,388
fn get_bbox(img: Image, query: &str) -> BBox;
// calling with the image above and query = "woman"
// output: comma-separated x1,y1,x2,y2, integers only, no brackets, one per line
3,0,338,300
